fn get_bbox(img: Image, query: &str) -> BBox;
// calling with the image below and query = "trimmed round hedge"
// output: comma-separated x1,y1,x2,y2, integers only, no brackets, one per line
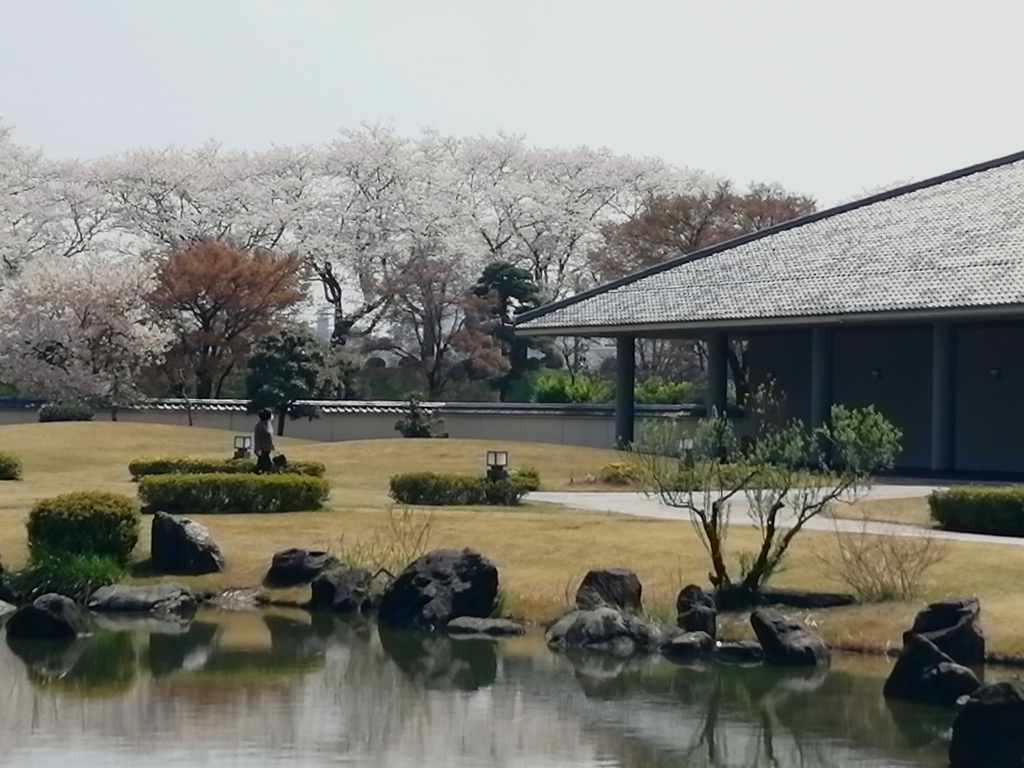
27,491,141,563
0,450,22,480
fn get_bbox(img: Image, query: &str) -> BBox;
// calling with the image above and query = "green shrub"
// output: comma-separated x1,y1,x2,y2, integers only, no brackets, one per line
137,473,331,513
8,548,126,603
531,371,613,404
928,487,1024,536
509,466,541,492
0,450,22,480
635,377,700,405
389,472,530,506
128,455,326,479
27,492,140,563
38,401,95,422
598,461,640,486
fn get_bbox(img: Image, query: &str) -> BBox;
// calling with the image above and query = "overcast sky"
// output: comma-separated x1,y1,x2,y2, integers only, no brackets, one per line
2,0,1022,206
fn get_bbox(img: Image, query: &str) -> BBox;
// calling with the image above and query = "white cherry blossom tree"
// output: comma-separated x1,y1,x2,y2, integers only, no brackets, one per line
0,254,171,406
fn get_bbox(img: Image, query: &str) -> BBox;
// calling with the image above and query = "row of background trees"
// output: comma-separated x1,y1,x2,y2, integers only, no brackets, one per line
0,121,817,411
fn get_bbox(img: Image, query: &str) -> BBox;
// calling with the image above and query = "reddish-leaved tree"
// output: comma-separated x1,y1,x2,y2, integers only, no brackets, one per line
366,251,508,398
589,182,816,402
147,241,308,398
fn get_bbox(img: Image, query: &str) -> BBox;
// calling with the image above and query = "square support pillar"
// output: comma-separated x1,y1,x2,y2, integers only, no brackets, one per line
809,327,834,429
930,321,955,473
614,335,636,449
705,331,728,418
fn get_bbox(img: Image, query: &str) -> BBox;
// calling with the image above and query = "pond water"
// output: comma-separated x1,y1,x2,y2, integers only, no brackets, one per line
0,608,957,767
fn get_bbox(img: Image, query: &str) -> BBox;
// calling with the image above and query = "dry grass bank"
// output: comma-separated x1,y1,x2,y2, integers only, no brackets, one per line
2,422,1022,654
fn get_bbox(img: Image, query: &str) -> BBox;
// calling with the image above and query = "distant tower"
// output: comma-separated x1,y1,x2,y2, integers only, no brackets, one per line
315,310,331,341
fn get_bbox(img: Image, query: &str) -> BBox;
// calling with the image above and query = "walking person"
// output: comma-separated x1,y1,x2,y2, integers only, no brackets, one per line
254,408,275,473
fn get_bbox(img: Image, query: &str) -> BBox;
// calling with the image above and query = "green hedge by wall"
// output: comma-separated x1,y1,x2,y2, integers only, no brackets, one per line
928,487,1024,536
137,473,331,514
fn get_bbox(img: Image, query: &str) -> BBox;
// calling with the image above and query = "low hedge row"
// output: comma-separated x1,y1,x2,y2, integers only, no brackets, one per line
128,455,326,479
38,401,95,422
929,487,1024,536
0,450,22,480
137,473,331,513
27,491,141,562
389,472,531,506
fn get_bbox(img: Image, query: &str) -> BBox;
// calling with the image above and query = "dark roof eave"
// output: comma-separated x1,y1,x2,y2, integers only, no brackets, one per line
516,303,1024,337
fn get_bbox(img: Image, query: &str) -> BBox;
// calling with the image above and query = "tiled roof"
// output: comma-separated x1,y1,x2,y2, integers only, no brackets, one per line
517,150,1024,333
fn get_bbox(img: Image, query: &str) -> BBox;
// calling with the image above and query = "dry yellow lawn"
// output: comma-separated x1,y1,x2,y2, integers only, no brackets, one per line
3,421,1023,655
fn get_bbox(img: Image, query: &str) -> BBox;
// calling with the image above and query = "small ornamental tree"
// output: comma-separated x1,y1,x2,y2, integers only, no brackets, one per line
629,385,901,606
245,328,350,436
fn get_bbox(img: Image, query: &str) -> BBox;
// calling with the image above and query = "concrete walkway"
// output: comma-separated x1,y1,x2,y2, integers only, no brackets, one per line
528,484,1024,548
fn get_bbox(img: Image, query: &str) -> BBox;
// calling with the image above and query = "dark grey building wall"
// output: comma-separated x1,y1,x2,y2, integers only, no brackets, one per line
955,322,1024,472
747,326,932,471
832,327,932,469
744,330,811,423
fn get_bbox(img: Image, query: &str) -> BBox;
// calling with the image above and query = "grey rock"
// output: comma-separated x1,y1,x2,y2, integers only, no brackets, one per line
661,631,714,661
306,568,373,613
711,640,764,664
264,548,340,587
676,584,717,638
884,633,981,706
5,594,87,641
444,616,524,637
949,680,1024,768
151,512,225,575
545,607,662,657
378,549,498,632
87,583,197,615
908,596,985,667
575,568,643,613
750,608,831,667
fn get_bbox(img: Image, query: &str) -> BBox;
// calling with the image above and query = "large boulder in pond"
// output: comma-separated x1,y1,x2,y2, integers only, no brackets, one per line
5,594,88,641
306,568,373,614
545,607,662,657
676,584,717,638
949,680,1024,768
661,631,714,662
151,512,225,576
750,608,831,667
264,548,340,588
884,633,981,706
575,569,643,613
377,549,498,632
907,596,985,666
87,583,197,616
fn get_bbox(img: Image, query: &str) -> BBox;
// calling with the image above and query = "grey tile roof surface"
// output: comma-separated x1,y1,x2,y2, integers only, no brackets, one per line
519,151,1024,331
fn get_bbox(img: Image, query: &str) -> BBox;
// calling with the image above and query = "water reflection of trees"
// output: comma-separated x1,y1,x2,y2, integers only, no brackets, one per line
8,630,138,698
563,654,951,768
0,612,957,768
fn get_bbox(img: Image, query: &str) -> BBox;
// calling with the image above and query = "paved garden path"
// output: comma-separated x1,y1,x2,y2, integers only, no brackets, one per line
528,483,1024,547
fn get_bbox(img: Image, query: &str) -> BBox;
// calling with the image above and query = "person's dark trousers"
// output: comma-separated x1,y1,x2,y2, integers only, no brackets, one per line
256,451,273,474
